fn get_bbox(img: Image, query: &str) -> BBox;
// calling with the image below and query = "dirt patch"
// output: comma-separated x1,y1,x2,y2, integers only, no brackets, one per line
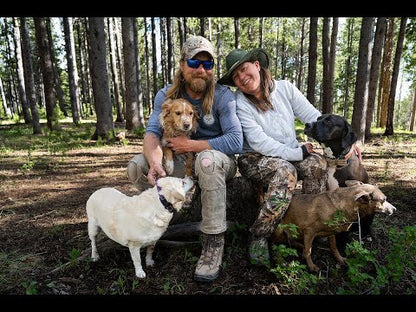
1,128,416,296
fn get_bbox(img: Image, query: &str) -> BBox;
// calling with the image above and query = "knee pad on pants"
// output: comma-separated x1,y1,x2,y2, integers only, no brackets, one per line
194,150,236,190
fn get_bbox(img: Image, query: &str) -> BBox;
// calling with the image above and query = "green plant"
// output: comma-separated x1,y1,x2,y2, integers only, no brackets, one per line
337,225,416,294
108,268,129,295
278,223,299,238
325,209,350,229
22,280,38,295
69,248,81,265
270,243,321,294
384,225,416,284
132,126,146,139
225,221,247,257
337,240,380,294
162,274,185,294
183,248,199,264
20,148,35,170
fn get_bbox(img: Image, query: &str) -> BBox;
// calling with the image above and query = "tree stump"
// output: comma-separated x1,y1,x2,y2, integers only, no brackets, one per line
164,175,260,239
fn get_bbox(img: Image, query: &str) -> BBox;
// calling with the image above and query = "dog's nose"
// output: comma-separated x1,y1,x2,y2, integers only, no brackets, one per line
183,123,191,130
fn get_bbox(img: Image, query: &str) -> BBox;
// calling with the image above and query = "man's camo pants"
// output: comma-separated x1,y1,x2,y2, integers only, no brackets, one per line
237,152,327,237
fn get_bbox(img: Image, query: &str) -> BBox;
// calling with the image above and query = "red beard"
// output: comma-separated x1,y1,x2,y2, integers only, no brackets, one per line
189,76,210,93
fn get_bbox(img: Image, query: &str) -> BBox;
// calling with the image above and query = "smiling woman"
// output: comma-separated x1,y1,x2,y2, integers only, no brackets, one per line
218,46,326,266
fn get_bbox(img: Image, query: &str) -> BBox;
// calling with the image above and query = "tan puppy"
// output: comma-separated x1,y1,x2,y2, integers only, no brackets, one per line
271,180,396,272
159,98,198,177
86,176,194,278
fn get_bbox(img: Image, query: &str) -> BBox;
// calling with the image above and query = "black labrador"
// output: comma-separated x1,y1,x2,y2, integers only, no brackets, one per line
304,114,372,252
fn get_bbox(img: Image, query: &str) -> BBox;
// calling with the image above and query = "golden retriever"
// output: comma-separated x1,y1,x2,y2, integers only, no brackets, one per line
159,98,198,177
270,180,396,272
86,176,194,278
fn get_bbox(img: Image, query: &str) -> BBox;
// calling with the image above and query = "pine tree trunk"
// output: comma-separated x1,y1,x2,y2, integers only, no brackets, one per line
87,17,114,141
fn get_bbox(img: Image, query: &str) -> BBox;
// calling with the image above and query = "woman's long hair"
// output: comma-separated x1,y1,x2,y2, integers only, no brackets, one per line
243,66,275,112
166,66,215,116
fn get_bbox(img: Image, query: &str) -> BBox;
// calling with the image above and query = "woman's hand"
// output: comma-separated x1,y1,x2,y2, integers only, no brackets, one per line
303,142,316,154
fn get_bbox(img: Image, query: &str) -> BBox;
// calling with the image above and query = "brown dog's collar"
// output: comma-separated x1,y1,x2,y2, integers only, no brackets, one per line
325,144,356,169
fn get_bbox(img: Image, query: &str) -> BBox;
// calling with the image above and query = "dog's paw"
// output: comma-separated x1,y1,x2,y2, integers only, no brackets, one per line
146,258,155,267
135,269,146,279
91,252,100,262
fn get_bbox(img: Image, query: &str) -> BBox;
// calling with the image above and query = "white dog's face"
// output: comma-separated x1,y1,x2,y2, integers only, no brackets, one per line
157,176,194,211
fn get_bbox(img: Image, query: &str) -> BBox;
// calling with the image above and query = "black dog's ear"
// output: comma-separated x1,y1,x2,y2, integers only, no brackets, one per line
341,122,357,149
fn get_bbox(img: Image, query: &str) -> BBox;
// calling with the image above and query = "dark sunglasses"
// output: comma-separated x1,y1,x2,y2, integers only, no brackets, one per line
186,59,215,70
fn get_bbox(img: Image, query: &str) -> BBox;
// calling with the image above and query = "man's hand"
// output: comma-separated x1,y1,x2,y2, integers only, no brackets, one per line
166,134,190,154
147,162,166,186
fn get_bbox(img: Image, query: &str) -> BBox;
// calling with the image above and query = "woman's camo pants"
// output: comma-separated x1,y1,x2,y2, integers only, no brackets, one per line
237,152,327,237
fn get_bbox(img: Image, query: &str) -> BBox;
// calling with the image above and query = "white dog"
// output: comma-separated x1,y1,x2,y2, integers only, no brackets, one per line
86,176,194,278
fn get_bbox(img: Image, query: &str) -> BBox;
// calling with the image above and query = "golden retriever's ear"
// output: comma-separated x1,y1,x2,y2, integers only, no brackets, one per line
159,99,173,127
192,106,199,132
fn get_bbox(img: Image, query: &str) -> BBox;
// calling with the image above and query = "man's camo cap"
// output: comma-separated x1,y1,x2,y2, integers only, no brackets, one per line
181,35,215,60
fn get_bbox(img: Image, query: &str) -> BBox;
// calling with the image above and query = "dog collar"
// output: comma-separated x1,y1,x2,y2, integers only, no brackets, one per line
323,144,355,169
156,180,175,213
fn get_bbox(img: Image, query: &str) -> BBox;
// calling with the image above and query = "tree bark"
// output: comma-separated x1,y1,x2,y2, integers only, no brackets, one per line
343,18,355,118
87,17,114,141
12,17,31,124
377,18,395,128
20,17,42,134
384,17,408,136
351,17,374,144
34,17,58,131
307,17,318,106
365,17,387,141
122,17,143,131
321,17,331,113
63,17,81,125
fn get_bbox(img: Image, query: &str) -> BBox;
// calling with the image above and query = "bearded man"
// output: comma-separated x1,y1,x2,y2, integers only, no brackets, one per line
126,36,243,282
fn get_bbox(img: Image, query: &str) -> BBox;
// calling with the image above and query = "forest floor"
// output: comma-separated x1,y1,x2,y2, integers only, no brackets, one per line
1,122,416,302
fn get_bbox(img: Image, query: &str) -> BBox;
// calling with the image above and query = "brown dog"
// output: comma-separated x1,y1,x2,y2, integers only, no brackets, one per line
270,180,396,272
159,98,198,177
